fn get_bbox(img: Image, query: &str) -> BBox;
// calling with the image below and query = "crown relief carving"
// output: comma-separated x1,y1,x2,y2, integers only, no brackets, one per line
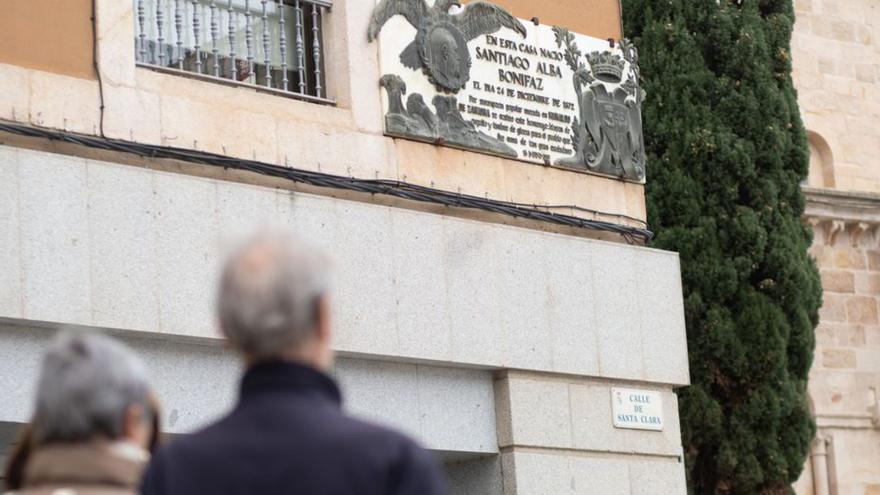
585,51,626,82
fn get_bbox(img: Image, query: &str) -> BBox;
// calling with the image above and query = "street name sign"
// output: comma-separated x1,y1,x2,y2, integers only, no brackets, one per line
611,387,664,431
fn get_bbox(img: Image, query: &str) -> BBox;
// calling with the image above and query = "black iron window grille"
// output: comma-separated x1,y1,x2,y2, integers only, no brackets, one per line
135,0,332,104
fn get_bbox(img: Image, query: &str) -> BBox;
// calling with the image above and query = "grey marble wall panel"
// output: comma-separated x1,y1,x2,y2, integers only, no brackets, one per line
87,162,159,331
498,373,684,458
503,450,687,495
568,380,684,457
628,457,688,495
335,359,497,454
18,152,91,325
0,147,21,317
0,145,689,385
0,324,237,434
0,324,493,453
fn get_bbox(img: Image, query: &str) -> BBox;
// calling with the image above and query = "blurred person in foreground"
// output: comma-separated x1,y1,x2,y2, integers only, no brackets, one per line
141,232,446,495
5,331,156,495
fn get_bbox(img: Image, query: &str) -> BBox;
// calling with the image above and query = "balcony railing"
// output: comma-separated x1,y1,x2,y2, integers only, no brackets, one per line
134,0,332,104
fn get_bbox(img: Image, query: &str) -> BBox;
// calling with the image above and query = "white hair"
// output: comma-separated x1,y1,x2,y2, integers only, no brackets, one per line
217,232,330,358
31,330,151,445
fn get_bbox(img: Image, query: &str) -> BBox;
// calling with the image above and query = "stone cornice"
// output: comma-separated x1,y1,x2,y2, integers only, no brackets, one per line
802,186,880,247
815,414,878,431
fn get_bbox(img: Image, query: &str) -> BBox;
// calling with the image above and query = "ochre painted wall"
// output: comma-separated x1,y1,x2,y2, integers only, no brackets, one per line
476,0,623,41
0,0,95,80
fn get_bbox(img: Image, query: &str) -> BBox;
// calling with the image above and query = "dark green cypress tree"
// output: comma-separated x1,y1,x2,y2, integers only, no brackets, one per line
621,1,823,493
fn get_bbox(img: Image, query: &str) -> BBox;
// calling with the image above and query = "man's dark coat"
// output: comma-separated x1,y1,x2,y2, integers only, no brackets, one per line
141,361,447,495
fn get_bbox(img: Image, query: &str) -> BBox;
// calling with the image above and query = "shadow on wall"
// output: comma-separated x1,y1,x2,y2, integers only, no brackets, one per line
443,454,503,495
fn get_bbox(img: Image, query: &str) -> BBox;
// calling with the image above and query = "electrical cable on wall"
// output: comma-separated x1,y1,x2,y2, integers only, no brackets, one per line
91,0,106,138
0,121,654,244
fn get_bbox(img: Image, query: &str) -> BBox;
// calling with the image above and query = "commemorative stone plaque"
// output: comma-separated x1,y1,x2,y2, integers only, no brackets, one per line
368,0,647,182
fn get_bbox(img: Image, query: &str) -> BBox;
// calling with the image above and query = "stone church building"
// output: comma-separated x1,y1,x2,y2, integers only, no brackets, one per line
792,0,880,494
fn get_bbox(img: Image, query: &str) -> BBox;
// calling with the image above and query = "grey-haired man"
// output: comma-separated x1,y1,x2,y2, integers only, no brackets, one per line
141,232,446,495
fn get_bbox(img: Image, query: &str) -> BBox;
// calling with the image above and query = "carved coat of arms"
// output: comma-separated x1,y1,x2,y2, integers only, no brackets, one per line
553,29,646,181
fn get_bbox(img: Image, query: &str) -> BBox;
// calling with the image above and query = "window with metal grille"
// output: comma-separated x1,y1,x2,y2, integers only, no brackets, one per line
134,0,332,105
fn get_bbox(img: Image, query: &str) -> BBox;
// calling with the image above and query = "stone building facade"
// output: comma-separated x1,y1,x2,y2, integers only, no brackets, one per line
791,0,880,493
0,1,690,494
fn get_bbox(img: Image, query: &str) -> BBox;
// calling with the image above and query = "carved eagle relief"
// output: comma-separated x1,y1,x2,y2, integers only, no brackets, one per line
368,0,527,92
